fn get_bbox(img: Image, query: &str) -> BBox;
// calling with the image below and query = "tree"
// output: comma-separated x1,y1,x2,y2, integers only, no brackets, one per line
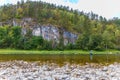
9,26,21,48
31,36,44,49
16,7,23,18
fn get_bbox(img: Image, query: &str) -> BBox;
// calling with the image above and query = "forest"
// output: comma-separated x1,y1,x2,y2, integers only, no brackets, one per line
0,0,120,50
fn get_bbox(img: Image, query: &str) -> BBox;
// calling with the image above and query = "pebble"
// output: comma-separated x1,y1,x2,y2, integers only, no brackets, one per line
0,61,120,80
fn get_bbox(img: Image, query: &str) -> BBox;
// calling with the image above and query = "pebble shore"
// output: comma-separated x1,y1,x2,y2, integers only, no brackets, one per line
0,61,120,80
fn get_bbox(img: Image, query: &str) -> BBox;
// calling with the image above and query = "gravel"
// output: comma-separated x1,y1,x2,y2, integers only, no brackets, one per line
0,60,120,80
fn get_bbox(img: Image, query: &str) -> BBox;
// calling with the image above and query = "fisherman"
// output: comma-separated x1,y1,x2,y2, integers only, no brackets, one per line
90,50,93,60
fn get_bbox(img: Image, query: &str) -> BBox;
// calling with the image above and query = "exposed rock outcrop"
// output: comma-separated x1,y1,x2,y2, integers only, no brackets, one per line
0,18,77,45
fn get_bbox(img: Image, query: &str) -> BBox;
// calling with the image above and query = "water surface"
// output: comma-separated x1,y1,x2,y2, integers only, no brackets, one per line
0,54,120,65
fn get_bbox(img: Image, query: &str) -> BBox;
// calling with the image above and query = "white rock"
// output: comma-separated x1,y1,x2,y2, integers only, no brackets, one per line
0,61,120,80
102,67,108,71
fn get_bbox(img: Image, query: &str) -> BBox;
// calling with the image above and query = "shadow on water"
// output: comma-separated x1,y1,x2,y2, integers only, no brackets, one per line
0,54,120,65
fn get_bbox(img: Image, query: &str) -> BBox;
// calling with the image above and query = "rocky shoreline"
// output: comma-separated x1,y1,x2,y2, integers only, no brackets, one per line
0,61,120,80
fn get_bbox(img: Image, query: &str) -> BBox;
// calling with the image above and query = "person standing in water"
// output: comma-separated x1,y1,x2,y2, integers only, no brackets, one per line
90,50,93,60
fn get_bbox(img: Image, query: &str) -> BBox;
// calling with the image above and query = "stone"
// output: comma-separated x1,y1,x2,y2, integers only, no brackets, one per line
102,67,108,72
99,76,110,80
0,61,120,80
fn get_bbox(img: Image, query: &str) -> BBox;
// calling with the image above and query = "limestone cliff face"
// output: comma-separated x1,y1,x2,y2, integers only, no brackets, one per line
0,18,77,45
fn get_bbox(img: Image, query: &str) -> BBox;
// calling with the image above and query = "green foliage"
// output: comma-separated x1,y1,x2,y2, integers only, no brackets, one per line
10,26,22,48
65,43,76,50
0,1,120,50
30,36,44,49
0,26,10,48
76,34,90,50
88,34,103,50
16,7,23,19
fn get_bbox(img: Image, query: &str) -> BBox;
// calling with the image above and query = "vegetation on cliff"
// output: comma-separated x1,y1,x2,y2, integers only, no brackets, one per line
0,0,120,50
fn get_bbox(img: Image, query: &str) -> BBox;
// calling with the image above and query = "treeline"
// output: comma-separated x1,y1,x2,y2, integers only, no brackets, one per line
0,26,76,50
0,0,120,50
0,26,57,50
0,25,120,51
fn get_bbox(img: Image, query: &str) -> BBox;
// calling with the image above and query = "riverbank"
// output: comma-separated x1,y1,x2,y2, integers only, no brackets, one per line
0,49,119,54
0,61,120,80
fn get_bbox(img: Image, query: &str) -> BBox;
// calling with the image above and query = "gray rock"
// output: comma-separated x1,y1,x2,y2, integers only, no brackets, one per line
102,67,108,72
0,61,120,80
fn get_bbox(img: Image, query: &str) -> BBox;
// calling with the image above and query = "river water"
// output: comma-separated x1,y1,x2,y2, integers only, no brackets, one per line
0,54,120,65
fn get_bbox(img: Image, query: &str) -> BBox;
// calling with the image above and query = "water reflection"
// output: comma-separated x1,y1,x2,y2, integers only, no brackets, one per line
0,54,120,65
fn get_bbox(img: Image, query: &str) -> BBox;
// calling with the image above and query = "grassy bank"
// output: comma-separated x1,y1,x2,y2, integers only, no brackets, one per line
0,49,119,54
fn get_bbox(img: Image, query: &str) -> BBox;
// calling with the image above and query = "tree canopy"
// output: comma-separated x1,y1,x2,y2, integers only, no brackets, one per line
0,0,120,50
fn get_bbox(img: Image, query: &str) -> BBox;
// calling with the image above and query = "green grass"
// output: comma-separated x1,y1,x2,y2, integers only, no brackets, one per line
0,49,119,54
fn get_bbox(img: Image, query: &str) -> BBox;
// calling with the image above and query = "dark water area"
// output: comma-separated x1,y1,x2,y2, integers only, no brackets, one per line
0,54,120,65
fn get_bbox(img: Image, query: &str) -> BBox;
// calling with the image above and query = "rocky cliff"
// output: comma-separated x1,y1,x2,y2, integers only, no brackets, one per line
0,18,77,45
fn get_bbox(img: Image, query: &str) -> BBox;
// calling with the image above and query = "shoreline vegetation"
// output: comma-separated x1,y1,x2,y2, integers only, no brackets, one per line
1,1,120,51
0,49,120,54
